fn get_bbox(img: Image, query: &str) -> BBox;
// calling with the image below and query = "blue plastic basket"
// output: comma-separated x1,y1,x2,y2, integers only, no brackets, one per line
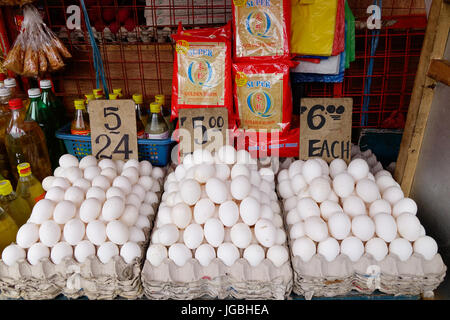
56,124,173,166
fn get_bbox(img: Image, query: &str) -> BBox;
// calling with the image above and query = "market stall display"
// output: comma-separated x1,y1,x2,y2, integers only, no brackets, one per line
141,146,293,300
0,154,165,300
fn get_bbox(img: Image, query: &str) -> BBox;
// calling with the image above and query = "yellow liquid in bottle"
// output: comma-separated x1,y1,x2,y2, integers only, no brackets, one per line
16,175,45,209
0,207,19,255
1,195,31,228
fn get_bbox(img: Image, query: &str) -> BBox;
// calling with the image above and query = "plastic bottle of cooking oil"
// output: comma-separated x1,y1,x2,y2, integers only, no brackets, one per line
109,93,119,100
112,88,123,98
84,93,94,114
155,94,173,135
93,88,104,100
132,94,147,138
15,163,45,209
71,100,90,136
145,102,169,139
0,87,13,183
5,98,52,182
0,205,18,256
0,180,31,228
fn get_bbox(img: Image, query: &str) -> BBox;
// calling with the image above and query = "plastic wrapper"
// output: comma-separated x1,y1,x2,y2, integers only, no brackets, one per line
3,4,71,77
331,0,345,56
291,0,338,56
232,60,294,135
0,0,35,5
232,0,290,61
171,23,234,128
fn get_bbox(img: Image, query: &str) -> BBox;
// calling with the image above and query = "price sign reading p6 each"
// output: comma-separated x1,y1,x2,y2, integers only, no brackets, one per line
89,99,138,161
300,98,353,163
178,107,228,159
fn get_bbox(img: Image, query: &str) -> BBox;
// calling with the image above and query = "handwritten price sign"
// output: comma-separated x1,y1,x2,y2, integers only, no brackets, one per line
89,100,138,161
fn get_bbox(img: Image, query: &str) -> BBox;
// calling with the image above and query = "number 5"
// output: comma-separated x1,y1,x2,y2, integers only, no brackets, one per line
104,107,122,131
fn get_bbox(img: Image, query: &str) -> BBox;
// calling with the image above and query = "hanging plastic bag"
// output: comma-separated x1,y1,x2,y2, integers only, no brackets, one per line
171,23,234,128
291,0,338,56
345,1,356,69
331,0,345,56
3,4,71,77
232,0,291,61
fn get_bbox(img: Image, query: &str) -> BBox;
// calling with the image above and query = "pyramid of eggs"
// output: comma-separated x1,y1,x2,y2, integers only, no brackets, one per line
278,156,446,298
0,154,164,300
141,146,293,300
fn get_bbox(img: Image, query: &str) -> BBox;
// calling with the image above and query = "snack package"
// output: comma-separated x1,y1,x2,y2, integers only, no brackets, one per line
171,23,234,127
3,4,71,77
232,60,294,135
232,0,290,61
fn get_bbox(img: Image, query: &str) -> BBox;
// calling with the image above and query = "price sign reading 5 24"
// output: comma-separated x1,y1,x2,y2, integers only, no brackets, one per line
89,100,138,161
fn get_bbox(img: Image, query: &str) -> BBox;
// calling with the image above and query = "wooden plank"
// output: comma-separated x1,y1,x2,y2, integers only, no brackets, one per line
427,59,450,86
395,0,450,196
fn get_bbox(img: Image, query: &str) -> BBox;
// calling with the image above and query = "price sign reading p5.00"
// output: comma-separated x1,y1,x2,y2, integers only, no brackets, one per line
178,107,228,158
89,100,138,161
300,98,353,163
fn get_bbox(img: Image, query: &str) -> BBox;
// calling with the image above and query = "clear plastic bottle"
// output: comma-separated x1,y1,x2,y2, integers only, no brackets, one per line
145,102,169,139
84,93,94,114
113,88,123,98
15,163,45,209
3,78,17,100
0,88,13,183
0,205,19,256
93,88,104,100
132,94,147,137
0,179,31,228
71,100,90,135
155,94,173,134
109,93,119,100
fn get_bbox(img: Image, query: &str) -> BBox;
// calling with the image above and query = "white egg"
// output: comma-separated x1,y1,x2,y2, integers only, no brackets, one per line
266,245,288,267
328,212,351,240
314,158,329,176
302,159,323,184
341,236,364,262
194,243,215,267
139,160,152,176
285,209,300,226
192,198,214,224
205,178,228,204
64,186,85,207
100,167,117,182
113,176,132,195
146,244,168,267
317,237,340,262
304,216,328,242
27,243,50,265
288,160,303,179
170,203,192,229
355,178,381,203
275,228,286,245
376,175,397,193
292,237,316,262
120,241,141,264
343,196,366,217
217,242,239,266
277,169,289,182
218,201,239,227
369,199,392,217
53,200,77,224
174,165,186,182
179,179,201,205
239,197,260,226
260,205,274,221
51,177,71,190
97,241,119,264
139,203,154,216
91,175,111,191
156,206,172,227
204,218,225,247
329,158,347,179
72,178,91,193
135,215,150,229
86,187,106,203
230,175,251,201
63,219,85,246
39,220,61,247
42,176,56,191
1,244,26,266
382,186,404,205
83,166,101,181
122,159,140,172
106,187,125,200
215,163,231,181
230,223,252,249
50,241,73,264
249,187,262,202
122,167,139,185
138,176,154,191
129,226,146,243
59,154,79,168
351,215,375,241
277,180,294,199
283,196,298,212
396,213,422,241
373,213,397,242
101,196,125,221
375,169,392,179
28,199,55,225
309,177,331,203
167,243,192,267
85,220,107,245
392,198,417,217
98,159,116,171
16,223,39,249
389,238,413,261
144,191,158,205
73,240,95,263
365,237,388,261
158,224,179,246
259,168,275,183
151,166,165,180
45,186,65,203
183,223,204,249
259,180,272,196
79,155,97,169
271,201,281,215
272,214,283,228
296,197,320,220
217,145,237,165
243,244,265,267
53,167,65,178
290,174,307,194
320,200,343,221
298,188,311,200
347,159,369,181
413,236,438,260
289,221,305,240
332,173,355,198
64,167,83,184
230,164,249,180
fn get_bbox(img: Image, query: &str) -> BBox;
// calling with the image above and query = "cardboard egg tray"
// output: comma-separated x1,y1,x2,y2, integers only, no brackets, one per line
290,251,447,299
0,187,163,300
141,257,293,300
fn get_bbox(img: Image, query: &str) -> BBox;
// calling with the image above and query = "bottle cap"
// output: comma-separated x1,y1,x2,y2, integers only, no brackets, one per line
9,98,23,110
0,87,11,97
4,78,17,88
28,88,41,98
39,79,52,89
17,163,32,177
155,94,165,104
0,180,13,196
113,88,123,97
93,88,103,97
85,94,94,102
74,99,86,110
150,102,161,113
132,94,143,104
109,93,118,100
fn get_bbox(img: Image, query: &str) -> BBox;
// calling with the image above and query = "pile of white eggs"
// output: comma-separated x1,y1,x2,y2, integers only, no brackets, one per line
146,146,289,269
351,144,384,175
278,157,438,264
1,154,165,267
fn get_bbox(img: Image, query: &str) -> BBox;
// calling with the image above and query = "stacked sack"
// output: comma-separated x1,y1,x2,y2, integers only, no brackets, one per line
277,157,446,298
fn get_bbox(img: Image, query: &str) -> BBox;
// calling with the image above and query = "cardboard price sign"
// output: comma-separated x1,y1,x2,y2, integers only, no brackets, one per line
300,98,353,163
178,107,228,157
89,99,138,161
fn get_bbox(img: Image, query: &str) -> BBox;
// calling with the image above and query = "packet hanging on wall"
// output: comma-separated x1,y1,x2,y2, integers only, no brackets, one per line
232,0,290,61
171,23,234,127
232,60,294,134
